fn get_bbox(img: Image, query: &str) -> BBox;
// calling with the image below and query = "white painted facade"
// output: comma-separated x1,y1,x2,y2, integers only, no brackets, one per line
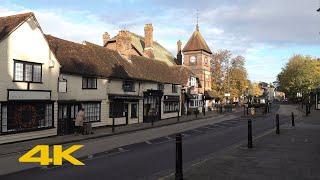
0,16,60,144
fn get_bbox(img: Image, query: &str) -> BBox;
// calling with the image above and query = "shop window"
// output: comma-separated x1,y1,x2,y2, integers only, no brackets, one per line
164,102,179,113
82,77,97,89
83,103,100,122
1,102,53,133
13,60,42,83
109,101,125,118
122,81,135,92
131,103,138,118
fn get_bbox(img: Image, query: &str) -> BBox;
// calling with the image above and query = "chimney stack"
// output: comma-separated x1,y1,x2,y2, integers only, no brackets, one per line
116,30,132,58
177,40,183,65
144,24,154,58
103,32,110,46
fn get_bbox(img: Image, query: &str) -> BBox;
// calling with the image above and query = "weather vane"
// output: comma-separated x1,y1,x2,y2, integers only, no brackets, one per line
196,9,199,30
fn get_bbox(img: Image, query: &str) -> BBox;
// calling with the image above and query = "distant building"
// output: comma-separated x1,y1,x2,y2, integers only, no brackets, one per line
103,24,176,66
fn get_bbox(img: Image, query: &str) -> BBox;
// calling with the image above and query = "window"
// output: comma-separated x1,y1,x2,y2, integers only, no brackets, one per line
122,81,135,92
172,84,178,93
83,103,100,122
82,77,97,89
14,60,42,83
164,102,179,113
109,101,125,118
1,102,53,133
158,84,164,91
189,77,197,87
189,95,203,108
131,103,138,118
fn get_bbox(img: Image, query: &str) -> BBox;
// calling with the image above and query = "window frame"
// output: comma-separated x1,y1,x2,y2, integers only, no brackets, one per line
158,83,164,91
122,81,135,92
13,60,43,83
172,84,178,93
82,77,97,89
82,102,101,123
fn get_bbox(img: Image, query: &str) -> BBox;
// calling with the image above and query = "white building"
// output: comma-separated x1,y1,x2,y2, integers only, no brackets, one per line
0,13,60,143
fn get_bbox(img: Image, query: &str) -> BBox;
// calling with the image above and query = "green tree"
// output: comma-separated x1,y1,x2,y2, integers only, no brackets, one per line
277,55,320,100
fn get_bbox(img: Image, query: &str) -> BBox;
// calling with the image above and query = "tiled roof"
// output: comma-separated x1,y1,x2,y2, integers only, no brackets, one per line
182,28,212,54
108,32,176,65
0,12,34,41
46,35,183,84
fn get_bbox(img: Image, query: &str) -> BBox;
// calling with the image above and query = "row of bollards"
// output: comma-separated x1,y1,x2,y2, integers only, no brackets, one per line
247,112,296,149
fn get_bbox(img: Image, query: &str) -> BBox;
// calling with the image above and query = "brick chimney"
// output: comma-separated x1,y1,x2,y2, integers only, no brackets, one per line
116,30,132,58
102,32,110,46
144,24,154,58
177,40,182,65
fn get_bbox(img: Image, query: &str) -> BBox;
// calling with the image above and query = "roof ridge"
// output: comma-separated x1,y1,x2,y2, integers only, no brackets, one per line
0,12,34,19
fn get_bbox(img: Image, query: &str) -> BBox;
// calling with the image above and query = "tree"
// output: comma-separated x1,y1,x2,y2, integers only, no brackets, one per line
277,55,320,100
211,50,249,101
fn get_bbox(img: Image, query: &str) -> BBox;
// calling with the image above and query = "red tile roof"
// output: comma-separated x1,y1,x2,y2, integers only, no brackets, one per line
182,28,212,54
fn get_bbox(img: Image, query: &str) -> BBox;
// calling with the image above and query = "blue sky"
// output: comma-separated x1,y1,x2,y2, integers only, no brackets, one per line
1,0,320,83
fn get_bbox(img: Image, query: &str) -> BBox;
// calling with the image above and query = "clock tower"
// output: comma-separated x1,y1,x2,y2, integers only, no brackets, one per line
182,24,212,94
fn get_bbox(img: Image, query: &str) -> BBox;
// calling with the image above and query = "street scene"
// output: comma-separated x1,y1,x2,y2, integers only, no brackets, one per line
1,0,320,180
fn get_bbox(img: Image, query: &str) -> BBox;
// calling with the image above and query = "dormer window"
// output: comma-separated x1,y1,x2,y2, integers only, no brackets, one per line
13,60,42,83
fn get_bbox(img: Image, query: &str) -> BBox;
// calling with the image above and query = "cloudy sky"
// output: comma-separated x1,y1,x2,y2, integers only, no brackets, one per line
1,0,320,83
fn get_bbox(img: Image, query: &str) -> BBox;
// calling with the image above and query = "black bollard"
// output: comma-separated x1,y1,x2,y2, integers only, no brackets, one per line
248,119,253,148
203,106,206,116
291,112,295,127
112,118,115,133
306,104,308,116
151,118,154,126
195,110,198,119
177,110,180,122
243,105,246,116
276,114,280,134
175,134,183,180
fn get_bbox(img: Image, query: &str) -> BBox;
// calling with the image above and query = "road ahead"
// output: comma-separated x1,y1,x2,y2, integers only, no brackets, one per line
2,105,290,180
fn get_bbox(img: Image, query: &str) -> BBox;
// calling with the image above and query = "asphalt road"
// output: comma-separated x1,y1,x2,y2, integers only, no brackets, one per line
2,105,290,180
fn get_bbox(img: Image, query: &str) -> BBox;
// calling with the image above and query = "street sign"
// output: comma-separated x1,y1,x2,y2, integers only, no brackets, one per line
225,93,230,97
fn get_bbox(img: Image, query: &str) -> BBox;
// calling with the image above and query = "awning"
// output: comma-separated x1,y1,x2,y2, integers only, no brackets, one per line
185,93,197,99
204,90,215,100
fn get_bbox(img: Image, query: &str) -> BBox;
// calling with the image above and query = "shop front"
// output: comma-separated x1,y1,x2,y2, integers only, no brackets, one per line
143,90,163,123
58,101,101,135
162,95,180,119
109,94,142,125
1,90,55,136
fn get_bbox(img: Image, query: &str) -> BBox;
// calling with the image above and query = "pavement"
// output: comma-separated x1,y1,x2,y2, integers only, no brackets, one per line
175,104,320,180
0,108,242,176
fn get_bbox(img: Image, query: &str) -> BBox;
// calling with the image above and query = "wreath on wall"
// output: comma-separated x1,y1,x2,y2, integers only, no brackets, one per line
14,104,37,129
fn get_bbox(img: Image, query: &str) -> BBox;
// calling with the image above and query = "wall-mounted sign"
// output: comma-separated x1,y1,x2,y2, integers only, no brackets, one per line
225,93,231,97
8,90,51,101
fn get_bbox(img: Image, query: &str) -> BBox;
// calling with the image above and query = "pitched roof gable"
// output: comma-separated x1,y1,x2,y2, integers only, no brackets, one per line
182,28,212,54
0,12,34,42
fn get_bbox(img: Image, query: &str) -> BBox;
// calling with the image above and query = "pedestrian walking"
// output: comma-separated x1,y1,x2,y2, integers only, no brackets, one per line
74,106,85,135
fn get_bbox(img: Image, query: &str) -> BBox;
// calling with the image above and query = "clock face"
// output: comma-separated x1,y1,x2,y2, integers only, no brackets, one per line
190,56,196,63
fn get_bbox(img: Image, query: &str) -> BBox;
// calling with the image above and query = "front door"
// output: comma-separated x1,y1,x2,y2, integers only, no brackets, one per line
124,103,129,124
58,103,80,135
143,96,161,123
